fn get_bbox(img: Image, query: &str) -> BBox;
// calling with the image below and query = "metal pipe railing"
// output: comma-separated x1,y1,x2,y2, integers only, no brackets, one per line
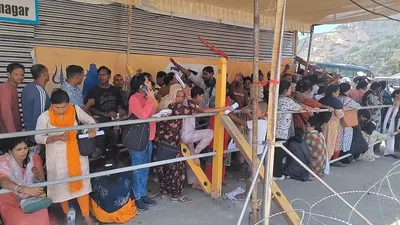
0,105,392,140
0,104,393,195
0,148,240,195
0,112,218,139
329,131,400,164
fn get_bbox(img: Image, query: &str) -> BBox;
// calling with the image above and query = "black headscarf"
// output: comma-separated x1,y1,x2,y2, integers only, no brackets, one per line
318,85,343,109
361,82,380,106
339,83,351,96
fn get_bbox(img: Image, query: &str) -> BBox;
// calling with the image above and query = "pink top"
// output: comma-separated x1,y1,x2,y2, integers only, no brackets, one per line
0,81,22,133
348,89,366,105
0,154,43,179
129,92,156,141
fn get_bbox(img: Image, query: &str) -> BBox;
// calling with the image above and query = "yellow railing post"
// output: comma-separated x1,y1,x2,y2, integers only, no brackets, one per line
211,57,227,199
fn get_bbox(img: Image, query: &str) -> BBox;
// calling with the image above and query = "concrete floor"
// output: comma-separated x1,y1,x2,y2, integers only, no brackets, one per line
125,156,400,225
61,156,400,225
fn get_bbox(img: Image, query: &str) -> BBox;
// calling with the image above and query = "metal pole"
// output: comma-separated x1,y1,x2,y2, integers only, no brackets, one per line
237,142,270,225
263,0,286,224
277,143,373,225
251,0,261,223
292,30,298,56
125,4,133,92
250,85,260,224
0,112,218,139
304,25,314,76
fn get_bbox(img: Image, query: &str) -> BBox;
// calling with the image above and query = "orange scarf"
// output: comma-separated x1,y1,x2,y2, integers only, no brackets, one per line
49,104,83,193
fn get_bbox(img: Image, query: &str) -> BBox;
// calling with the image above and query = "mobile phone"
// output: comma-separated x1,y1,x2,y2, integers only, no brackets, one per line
140,86,149,95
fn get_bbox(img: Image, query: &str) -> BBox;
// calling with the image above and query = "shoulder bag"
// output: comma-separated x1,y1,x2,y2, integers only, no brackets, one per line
342,98,359,128
20,197,53,214
74,106,97,156
154,141,180,161
121,114,150,151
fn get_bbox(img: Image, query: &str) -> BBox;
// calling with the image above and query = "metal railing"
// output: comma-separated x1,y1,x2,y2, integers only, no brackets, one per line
0,104,394,194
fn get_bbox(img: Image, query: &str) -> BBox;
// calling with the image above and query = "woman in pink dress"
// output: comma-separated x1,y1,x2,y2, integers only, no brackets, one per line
0,138,56,225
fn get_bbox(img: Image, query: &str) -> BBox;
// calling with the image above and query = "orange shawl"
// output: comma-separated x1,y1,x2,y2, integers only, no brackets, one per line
49,104,83,193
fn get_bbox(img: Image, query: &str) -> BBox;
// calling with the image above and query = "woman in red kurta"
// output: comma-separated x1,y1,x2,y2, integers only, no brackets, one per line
293,80,324,129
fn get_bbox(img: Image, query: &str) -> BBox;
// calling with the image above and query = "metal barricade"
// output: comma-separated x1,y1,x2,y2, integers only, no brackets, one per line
0,104,393,195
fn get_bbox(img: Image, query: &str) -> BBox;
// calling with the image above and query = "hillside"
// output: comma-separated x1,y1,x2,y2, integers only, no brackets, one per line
297,19,400,76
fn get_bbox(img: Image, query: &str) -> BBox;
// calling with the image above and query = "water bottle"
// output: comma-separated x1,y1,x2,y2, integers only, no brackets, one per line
67,205,76,225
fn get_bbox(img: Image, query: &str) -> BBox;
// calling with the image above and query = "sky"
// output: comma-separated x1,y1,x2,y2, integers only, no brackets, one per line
298,24,340,39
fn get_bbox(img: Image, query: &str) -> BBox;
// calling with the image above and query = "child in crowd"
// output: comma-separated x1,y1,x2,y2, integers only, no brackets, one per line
358,121,388,162
181,86,229,189
305,115,327,178
229,101,268,198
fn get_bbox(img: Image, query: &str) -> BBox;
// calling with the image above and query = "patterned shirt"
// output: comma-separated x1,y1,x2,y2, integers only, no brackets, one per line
276,96,302,140
61,82,83,107
306,131,327,177
156,102,194,147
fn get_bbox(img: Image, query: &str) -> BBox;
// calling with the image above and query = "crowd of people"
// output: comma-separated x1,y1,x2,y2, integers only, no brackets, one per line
0,59,399,225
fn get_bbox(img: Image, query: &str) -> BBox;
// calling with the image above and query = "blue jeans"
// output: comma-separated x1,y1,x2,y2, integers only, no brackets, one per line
129,141,153,200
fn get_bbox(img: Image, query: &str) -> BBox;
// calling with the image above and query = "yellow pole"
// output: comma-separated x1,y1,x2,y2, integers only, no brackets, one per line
211,58,227,199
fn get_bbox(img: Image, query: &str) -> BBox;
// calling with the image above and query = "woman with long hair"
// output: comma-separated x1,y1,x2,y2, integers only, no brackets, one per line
382,89,400,159
35,89,97,225
319,85,344,166
349,80,368,104
362,82,382,132
0,138,56,225
337,83,361,154
276,80,311,179
293,79,324,129
128,74,158,211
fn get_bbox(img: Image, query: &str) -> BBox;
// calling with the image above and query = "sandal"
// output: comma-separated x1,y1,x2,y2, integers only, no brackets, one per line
171,195,193,204
192,184,203,191
161,193,170,199
237,176,248,181
147,190,159,198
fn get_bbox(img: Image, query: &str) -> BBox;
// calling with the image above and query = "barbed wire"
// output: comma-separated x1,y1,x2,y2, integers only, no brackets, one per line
249,160,400,225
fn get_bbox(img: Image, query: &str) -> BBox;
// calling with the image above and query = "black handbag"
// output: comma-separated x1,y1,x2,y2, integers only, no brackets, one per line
155,142,180,161
74,107,96,157
121,114,150,151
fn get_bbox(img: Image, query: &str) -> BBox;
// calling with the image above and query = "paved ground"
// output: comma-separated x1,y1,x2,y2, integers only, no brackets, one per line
128,156,400,225
60,156,400,225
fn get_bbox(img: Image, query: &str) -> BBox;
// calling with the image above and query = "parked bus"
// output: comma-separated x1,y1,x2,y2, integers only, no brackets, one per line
312,62,373,79
374,76,400,89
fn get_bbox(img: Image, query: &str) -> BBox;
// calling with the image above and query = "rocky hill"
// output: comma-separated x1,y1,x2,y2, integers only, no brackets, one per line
297,19,400,76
